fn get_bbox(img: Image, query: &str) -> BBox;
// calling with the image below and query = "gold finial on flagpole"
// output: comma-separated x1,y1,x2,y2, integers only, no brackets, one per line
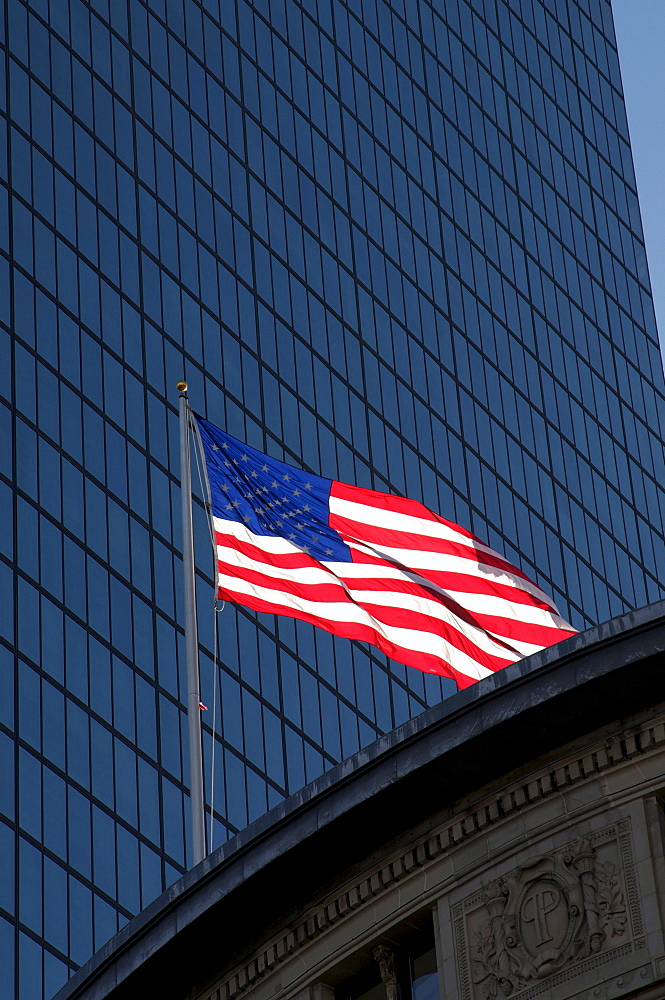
176,380,188,393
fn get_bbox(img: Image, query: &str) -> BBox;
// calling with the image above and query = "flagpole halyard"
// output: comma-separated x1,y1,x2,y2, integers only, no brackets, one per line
190,410,223,855
177,381,207,866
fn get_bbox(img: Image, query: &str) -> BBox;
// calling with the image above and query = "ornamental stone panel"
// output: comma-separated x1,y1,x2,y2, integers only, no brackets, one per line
451,822,645,1000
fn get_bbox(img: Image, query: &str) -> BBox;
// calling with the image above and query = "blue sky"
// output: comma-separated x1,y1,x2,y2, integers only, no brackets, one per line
613,1,665,356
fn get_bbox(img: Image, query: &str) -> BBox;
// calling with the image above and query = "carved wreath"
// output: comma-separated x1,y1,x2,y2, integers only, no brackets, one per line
596,861,627,938
472,846,627,998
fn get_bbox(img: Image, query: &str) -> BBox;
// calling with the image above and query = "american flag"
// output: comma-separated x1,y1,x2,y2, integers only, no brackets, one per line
196,417,576,689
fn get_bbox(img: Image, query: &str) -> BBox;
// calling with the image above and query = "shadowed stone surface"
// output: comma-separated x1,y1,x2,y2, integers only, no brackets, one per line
54,602,665,1000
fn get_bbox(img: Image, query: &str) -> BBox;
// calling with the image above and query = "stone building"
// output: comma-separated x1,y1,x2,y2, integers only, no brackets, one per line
55,600,665,1000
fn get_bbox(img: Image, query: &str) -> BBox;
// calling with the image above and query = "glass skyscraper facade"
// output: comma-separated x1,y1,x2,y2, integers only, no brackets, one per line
2,1,665,997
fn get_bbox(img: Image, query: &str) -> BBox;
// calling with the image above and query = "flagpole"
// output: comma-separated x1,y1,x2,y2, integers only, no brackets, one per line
176,381,206,866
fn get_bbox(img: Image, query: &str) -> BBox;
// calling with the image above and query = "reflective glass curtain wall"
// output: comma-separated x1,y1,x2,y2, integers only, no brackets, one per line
2,1,665,998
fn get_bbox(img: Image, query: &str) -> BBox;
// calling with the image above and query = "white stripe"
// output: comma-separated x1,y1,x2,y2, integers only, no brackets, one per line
214,517,571,635
216,540,350,590
213,515,553,614
341,539,554,607
213,515,304,555
326,560,572,631
216,573,502,681
339,586,541,658
447,592,572,631
331,495,498,557
329,494,536,588
213,511,553,613
216,542,528,659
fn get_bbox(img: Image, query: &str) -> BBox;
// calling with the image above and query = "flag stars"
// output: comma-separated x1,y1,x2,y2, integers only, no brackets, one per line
212,444,220,451
213,446,327,551
221,441,229,449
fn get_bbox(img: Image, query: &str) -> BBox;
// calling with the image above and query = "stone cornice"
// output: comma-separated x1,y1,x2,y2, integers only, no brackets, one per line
210,714,665,1000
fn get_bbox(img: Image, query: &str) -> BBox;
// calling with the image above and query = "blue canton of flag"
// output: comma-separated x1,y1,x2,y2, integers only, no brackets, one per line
197,417,350,563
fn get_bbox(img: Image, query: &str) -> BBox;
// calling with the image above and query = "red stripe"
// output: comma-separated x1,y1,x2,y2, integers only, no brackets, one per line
331,513,529,579
335,571,570,647
216,537,565,651
216,551,516,669
215,531,545,614
344,548,552,610
353,600,515,668
469,614,576,646
421,570,552,608
216,557,349,605
213,502,573,686
216,583,502,688
331,480,477,539
215,529,316,570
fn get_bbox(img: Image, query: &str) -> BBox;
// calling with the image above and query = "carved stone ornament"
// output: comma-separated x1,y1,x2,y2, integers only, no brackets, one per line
373,945,399,1000
472,837,627,998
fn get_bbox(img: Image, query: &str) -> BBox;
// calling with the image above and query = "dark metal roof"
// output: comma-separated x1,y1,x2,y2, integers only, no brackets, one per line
54,601,665,1000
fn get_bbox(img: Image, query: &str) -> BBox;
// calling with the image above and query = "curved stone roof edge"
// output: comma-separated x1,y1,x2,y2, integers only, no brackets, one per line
54,599,665,1000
